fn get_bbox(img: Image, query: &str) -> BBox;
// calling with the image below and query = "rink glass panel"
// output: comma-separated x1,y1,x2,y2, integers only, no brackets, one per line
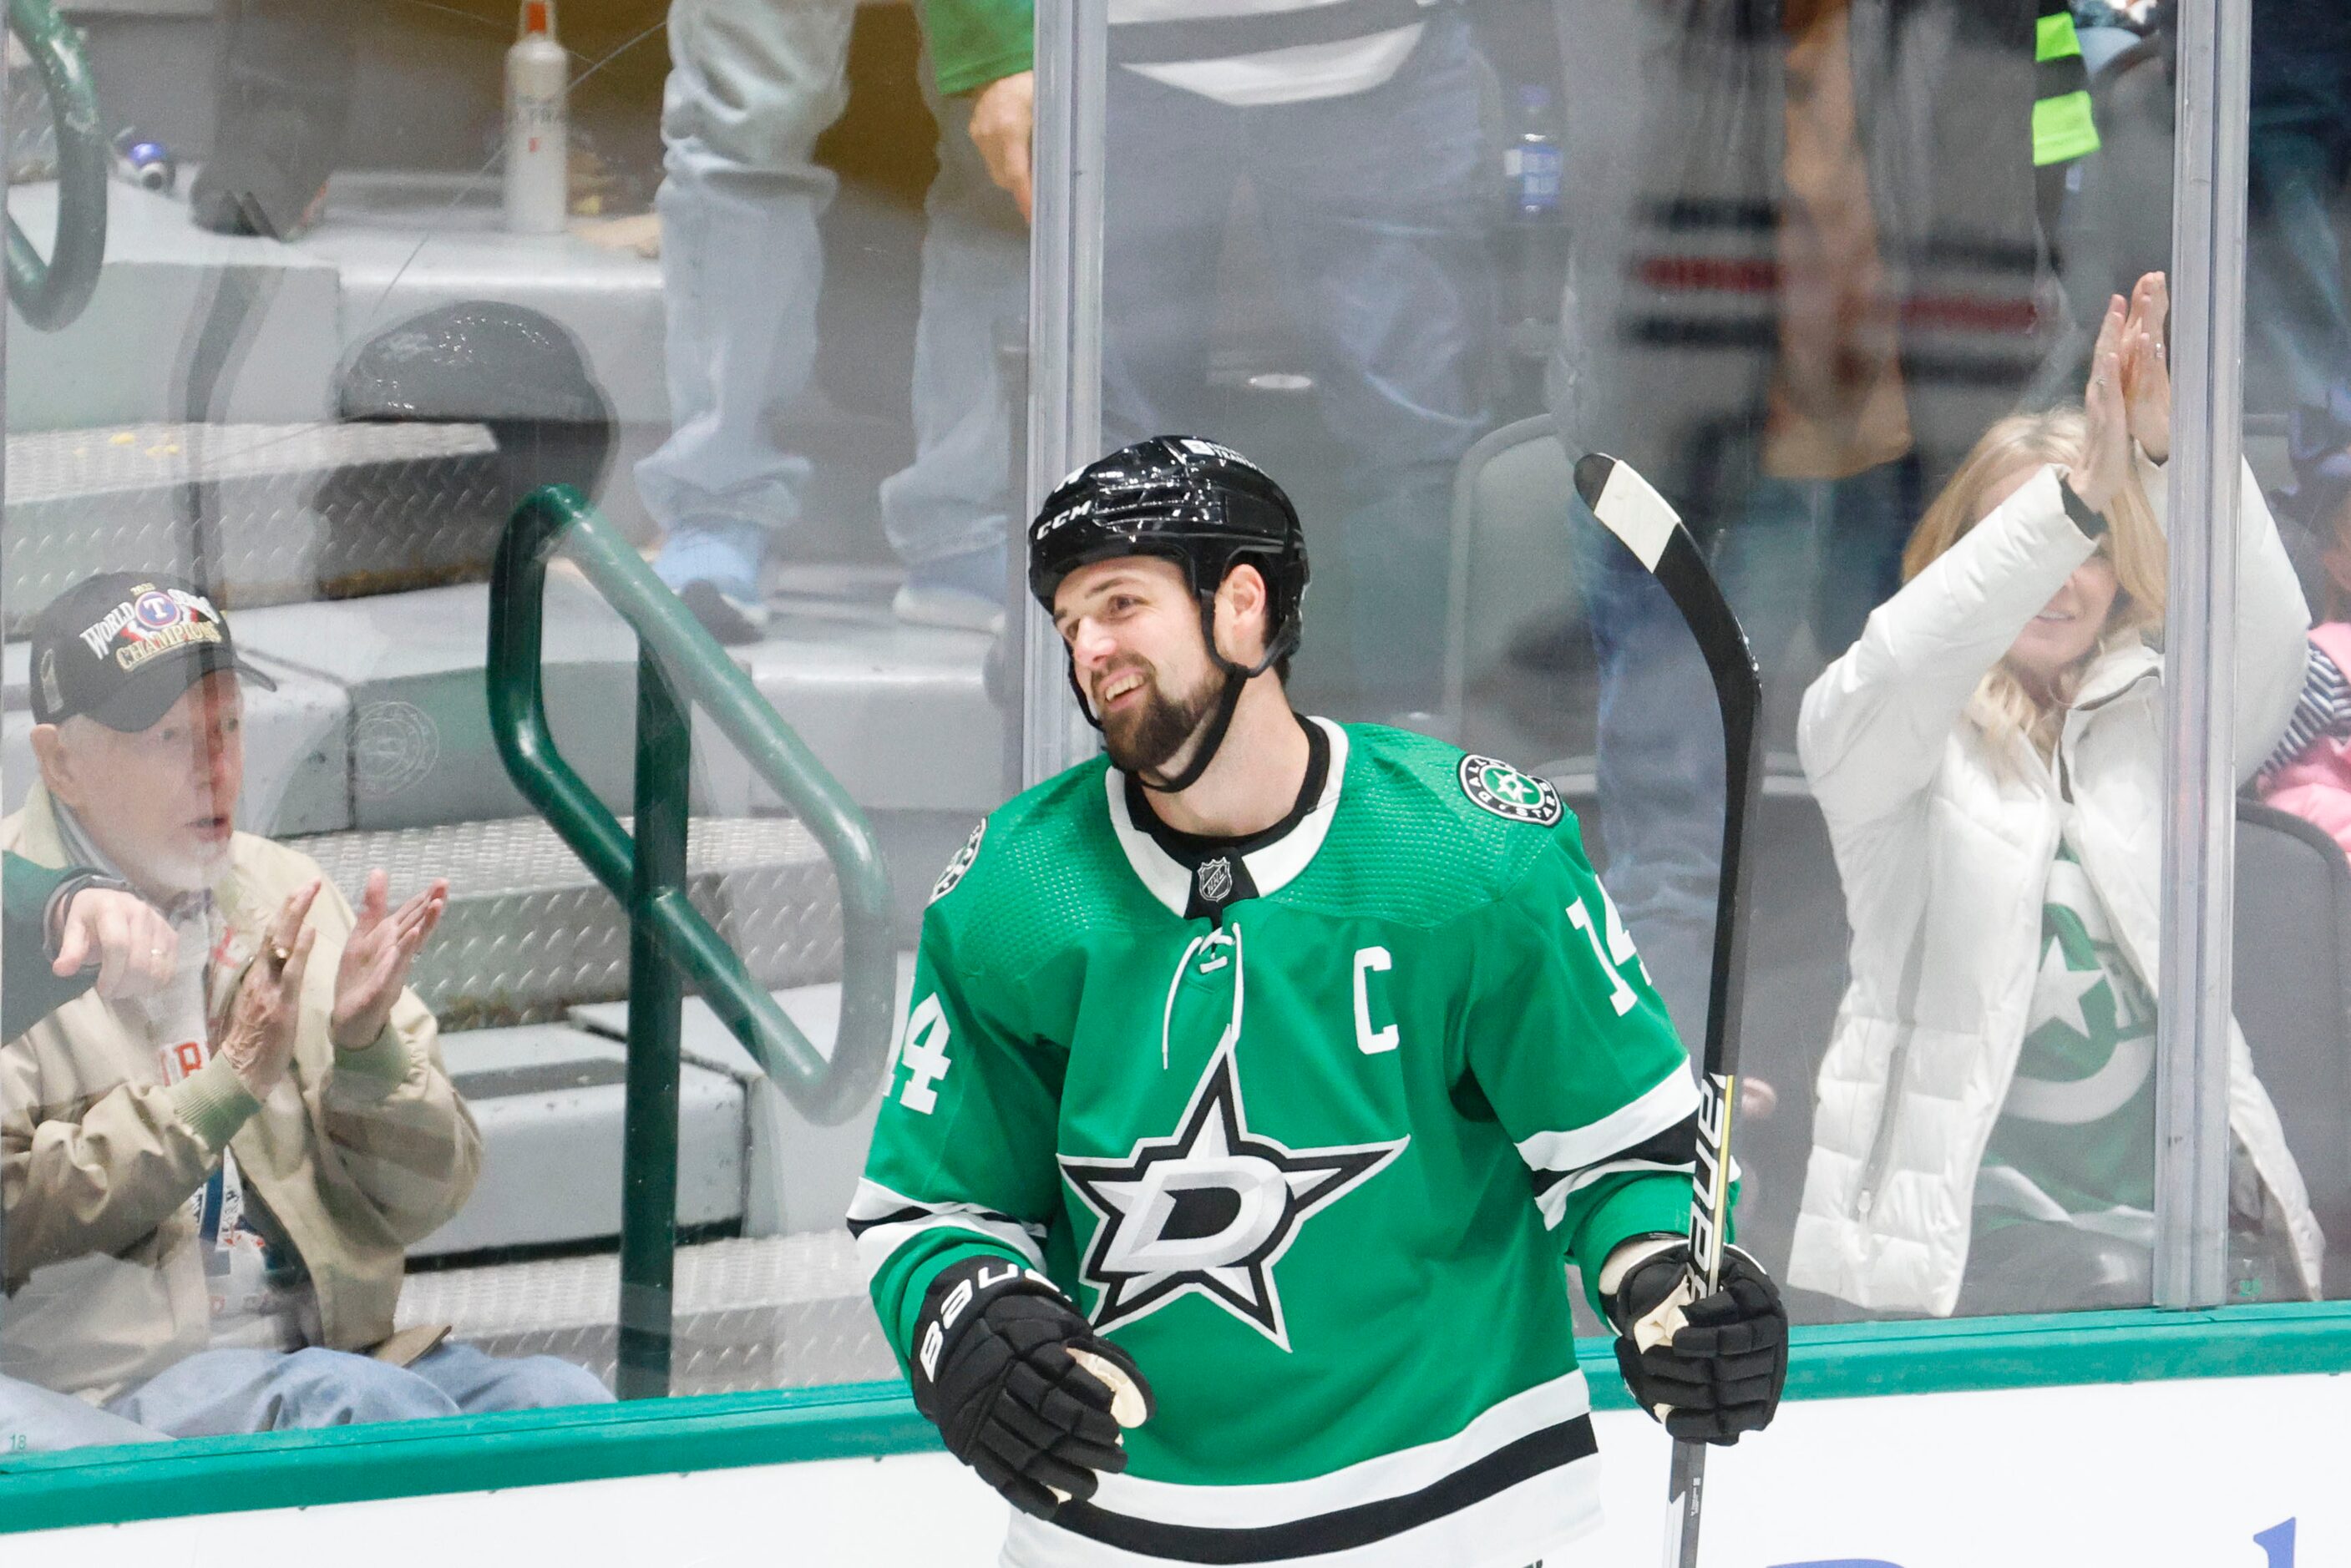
0,0,1026,1445
1088,0,2207,1323
0,0,2345,1527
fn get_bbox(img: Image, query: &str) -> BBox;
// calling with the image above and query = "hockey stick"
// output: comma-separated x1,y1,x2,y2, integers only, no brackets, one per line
1571,453,1763,1568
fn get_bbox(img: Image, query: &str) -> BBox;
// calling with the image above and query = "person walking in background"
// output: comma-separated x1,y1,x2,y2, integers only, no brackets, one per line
1788,277,2324,1317
638,0,1028,643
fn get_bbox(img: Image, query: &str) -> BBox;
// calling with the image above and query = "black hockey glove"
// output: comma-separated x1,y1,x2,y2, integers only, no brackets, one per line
1604,1238,1788,1446
909,1256,1154,1518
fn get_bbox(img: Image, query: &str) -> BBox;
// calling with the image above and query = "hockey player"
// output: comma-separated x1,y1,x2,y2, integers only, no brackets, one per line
852,437,1789,1566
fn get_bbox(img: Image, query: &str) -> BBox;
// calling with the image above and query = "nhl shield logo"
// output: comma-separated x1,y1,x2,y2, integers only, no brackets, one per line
1196,856,1234,904
1458,754,1563,826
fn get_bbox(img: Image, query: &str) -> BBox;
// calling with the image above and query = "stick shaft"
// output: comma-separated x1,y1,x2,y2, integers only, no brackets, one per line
1572,453,1762,1568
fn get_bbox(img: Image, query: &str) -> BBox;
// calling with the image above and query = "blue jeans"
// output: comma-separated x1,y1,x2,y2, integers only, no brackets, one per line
0,1373,165,1453
633,0,854,542
634,0,1025,570
1570,461,1914,1042
101,1343,611,1439
879,80,1028,571
1099,18,1494,712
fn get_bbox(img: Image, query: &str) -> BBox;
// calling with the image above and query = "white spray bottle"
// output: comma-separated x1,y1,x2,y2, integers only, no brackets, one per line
504,0,568,234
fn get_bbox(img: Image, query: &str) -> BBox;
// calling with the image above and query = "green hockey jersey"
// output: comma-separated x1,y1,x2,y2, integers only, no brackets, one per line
853,720,1705,1567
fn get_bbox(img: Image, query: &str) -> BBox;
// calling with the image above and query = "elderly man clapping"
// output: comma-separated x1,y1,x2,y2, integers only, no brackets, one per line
2,573,608,1437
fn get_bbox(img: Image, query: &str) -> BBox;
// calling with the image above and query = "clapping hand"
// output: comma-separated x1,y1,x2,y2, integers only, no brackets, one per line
220,882,321,1099
329,869,448,1051
2072,294,2134,518
2119,271,2171,463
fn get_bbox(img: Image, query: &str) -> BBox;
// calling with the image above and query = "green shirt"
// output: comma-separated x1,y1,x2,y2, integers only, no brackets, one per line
924,0,1032,96
3,851,96,1042
853,721,1705,1565
1977,843,2156,1239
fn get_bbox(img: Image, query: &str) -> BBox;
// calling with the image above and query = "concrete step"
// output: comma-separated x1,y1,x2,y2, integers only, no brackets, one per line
3,421,508,631
418,1023,747,1262
395,1231,895,1397
292,814,844,1031
567,953,915,1238
230,577,646,831
229,579,1005,829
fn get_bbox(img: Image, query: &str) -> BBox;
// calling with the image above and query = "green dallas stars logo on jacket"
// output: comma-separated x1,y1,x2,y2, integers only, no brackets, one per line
1978,845,2157,1237
851,721,1710,1568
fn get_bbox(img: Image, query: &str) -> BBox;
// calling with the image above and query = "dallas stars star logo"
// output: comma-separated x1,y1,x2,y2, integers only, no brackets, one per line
1061,1048,1407,1350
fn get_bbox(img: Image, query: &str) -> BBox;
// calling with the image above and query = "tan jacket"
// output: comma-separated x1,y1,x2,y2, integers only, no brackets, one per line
1,787,479,1402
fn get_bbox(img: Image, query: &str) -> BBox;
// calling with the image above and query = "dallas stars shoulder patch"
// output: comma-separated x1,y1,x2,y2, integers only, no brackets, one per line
1060,1047,1406,1351
929,817,988,905
1458,754,1563,826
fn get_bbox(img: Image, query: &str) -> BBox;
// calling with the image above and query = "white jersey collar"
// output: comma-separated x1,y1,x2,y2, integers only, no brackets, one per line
1106,716,1350,919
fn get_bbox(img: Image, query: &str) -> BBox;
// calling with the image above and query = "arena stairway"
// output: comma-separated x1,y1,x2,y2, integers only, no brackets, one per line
0,175,1002,1399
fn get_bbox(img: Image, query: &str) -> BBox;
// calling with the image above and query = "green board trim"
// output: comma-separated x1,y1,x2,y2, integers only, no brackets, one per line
7,1302,2351,1535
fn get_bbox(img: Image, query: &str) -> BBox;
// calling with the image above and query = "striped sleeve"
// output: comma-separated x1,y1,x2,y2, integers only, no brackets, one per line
1455,821,1717,1297
853,916,1066,1368
315,990,481,1247
846,1178,1046,1280
1516,1070,1701,1235
2258,640,2351,787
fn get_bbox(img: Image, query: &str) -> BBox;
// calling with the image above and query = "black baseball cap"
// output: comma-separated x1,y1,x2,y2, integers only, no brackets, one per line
28,572,276,732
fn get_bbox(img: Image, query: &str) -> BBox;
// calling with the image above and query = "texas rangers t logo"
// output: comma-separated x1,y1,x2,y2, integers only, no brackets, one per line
1061,1048,1406,1350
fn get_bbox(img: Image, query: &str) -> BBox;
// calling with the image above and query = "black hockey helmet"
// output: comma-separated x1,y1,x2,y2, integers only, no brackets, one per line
1028,436,1310,792
1030,437,1310,648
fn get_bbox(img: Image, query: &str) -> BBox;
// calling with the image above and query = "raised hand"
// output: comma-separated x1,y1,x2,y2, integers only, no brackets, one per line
2120,271,2171,463
54,886,178,1001
220,882,321,1099
330,868,448,1051
2072,294,2133,518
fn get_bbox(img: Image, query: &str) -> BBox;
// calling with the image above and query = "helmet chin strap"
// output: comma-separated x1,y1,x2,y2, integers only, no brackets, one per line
1066,590,1293,797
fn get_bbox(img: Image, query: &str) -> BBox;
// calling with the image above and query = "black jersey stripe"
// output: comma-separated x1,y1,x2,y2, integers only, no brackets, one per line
1526,1110,1700,1194
1048,1414,1597,1565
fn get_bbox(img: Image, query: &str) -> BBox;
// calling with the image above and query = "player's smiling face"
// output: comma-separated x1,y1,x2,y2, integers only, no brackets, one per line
1054,555,1249,779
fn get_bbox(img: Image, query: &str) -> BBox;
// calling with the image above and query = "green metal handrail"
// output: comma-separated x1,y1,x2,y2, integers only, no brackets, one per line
488,485,896,1398
7,0,107,331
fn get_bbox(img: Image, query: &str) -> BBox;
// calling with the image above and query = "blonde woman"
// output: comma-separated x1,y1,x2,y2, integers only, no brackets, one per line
1789,275,2325,1317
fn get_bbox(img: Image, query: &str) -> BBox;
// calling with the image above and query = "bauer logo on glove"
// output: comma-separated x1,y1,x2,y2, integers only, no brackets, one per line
909,1256,1155,1518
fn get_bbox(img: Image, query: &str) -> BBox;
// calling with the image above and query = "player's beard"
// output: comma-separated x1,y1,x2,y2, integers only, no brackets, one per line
1098,659,1220,781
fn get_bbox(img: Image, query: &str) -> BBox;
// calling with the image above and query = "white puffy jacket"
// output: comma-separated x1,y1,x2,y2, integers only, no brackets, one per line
1789,459,2324,1315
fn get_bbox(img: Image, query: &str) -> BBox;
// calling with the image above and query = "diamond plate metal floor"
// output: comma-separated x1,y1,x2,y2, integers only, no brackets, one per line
397,1231,895,1397
4,422,509,629
294,815,844,1029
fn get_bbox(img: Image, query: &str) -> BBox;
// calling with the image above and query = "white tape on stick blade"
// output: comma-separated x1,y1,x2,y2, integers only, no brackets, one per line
1593,462,1680,572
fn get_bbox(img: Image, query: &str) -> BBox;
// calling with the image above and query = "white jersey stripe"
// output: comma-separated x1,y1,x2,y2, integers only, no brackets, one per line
1513,1069,1699,1176
847,1178,1047,1282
